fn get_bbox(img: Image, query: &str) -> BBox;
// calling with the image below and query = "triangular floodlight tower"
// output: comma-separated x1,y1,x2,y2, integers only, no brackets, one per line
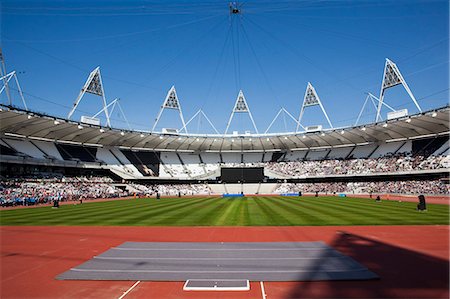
355,93,396,126
0,71,27,110
296,82,333,132
225,90,258,134
0,48,11,105
152,86,187,133
376,58,421,122
67,67,111,127
265,107,304,133
92,98,131,130
0,49,27,110
180,109,220,134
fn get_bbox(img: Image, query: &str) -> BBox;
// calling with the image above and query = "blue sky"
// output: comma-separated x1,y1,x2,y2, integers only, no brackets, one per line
1,0,448,133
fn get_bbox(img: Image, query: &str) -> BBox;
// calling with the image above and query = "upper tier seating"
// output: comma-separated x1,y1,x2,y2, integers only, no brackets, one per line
96,147,142,179
56,144,97,163
3,139,46,159
1,136,448,180
121,150,160,177
327,147,353,160
370,141,407,158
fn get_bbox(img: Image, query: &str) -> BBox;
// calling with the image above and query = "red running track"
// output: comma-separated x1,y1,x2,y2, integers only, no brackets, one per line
1,225,448,299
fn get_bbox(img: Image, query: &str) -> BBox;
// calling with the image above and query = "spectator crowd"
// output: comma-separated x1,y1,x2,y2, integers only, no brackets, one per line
1,154,449,208
127,183,211,196
0,176,127,207
275,180,449,195
0,177,213,207
265,154,449,178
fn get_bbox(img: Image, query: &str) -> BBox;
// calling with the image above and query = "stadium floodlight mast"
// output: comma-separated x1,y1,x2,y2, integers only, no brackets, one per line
0,71,28,110
376,58,421,122
0,49,27,110
296,82,333,132
179,109,220,134
265,107,304,133
355,93,396,125
225,90,258,134
67,67,111,127
92,98,131,130
152,86,187,133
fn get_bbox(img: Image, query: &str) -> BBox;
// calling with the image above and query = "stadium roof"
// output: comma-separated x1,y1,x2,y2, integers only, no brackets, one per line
0,104,448,152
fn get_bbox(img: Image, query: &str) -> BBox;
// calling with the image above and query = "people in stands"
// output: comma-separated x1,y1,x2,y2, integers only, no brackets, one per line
0,176,128,206
265,153,448,178
274,180,449,195
0,175,218,207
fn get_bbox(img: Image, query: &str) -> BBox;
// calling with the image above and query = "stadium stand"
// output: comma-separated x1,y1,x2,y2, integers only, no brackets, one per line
0,142,19,157
274,180,449,195
4,139,46,159
120,149,160,177
0,176,127,206
56,143,98,163
1,138,448,178
1,176,448,208
264,153,448,178
0,105,448,198
31,140,64,160
0,176,216,206
96,147,142,179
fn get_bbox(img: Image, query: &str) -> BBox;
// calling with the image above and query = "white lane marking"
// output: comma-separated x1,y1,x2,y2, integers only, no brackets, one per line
113,248,330,251
71,268,368,273
260,281,267,299
118,280,140,299
94,256,344,260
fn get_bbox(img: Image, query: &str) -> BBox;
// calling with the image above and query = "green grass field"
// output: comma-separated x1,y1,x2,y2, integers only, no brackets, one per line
0,196,448,226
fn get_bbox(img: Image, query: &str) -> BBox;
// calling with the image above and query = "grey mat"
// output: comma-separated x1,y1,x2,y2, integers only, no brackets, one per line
57,241,378,281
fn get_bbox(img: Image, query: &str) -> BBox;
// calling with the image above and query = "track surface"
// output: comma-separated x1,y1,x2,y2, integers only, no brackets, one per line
1,225,448,299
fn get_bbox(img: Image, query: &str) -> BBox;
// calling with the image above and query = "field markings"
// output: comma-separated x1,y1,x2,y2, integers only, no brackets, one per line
118,280,140,299
260,281,267,299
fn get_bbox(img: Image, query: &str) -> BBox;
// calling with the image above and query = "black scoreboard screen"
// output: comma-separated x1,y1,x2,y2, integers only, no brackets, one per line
220,167,264,183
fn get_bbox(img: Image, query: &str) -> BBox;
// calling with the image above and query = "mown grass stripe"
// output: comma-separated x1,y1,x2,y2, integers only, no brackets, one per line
0,196,448,226
151,197,218,225
213,198,241,225
271,197,346,225
187,198,229,225
115,197,215,226
290,197,400,225
252,197,294,225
